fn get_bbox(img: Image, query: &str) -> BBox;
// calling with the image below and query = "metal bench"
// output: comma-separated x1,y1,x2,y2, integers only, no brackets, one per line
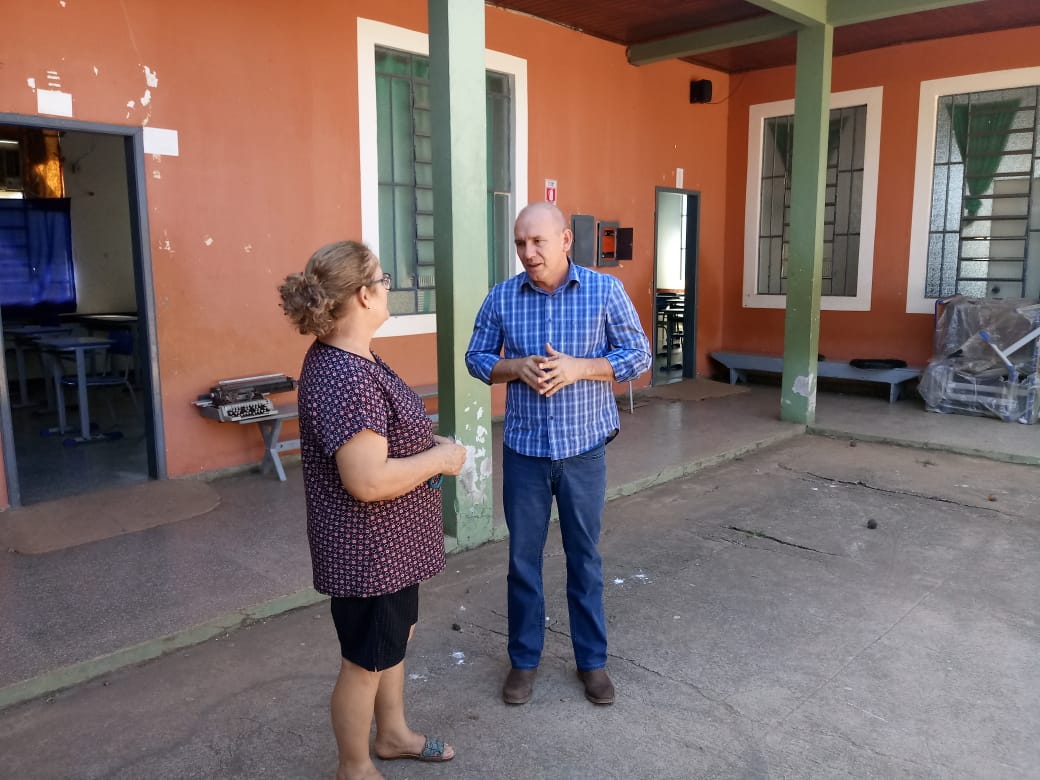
242,385,442,481
710,351,922,403
236,402,300,482
412,384,439,422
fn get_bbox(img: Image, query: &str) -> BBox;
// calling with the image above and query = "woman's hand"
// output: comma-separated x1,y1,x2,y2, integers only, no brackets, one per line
336,430,466,502
434,438,468,476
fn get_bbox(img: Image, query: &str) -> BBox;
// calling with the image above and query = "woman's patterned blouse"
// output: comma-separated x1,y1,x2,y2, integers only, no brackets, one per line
297,341,444,597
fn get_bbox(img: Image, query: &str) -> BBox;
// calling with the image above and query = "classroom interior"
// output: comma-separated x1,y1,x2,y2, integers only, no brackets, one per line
1,125,151,505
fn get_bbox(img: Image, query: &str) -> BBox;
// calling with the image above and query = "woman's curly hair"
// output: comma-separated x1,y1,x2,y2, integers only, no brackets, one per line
278,241,378,338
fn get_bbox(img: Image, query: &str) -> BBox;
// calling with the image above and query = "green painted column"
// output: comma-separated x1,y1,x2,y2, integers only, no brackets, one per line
428,0,494,550
780,22,833,425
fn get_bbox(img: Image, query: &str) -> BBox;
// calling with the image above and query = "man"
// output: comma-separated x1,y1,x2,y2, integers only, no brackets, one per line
465,202,651,706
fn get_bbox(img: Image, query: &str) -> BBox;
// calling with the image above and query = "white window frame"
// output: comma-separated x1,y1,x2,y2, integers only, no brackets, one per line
357,18,528,337
905,66,1040,314
743,87,882,311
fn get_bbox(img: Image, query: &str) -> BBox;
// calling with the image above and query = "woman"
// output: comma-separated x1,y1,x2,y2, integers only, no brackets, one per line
279,240,467,780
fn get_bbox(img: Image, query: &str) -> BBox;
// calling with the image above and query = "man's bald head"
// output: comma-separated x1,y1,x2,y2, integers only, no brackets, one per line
513,201,573,292
516,202,567,234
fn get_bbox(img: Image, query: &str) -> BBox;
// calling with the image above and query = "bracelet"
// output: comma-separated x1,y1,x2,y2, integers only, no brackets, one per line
427,474,443,489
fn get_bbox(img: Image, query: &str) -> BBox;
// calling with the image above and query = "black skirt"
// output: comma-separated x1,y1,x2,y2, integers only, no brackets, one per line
329,583,419,671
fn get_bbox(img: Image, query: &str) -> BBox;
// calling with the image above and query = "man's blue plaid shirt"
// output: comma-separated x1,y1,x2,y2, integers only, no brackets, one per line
466,262,651,460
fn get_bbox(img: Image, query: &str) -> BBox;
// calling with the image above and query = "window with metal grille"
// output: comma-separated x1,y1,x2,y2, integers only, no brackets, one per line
375,47,513,316
926,85,1040,301
757,105,867,297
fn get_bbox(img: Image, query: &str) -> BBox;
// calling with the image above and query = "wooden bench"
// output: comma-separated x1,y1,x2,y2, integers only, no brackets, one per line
710,351,923,403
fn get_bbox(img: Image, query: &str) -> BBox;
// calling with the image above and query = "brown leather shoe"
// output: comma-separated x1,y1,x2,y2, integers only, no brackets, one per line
576,668,615,705
502,668,537,705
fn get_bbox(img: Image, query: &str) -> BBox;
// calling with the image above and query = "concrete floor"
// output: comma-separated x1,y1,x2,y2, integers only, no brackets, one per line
0,385,804,699
0,383,1037,777
7,381,149,505
811,388,1040,466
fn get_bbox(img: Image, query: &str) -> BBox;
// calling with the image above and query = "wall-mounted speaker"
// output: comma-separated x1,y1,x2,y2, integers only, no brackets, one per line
689,79,712,104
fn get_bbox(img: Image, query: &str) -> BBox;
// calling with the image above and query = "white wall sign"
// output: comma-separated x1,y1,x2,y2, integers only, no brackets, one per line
142,127,180,156
37,89,73,117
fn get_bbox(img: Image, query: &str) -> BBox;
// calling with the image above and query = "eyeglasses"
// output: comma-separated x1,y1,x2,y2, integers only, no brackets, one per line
368,272,392,290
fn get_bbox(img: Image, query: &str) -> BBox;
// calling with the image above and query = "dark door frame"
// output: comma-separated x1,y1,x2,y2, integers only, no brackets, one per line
0,113,166,507
681,189,700,379
652,186,701,382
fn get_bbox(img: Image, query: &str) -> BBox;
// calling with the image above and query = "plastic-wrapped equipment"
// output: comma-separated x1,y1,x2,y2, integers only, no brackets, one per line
918,295,1040,424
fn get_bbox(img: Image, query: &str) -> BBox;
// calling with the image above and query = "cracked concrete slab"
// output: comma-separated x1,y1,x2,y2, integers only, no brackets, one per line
0,435,1037,779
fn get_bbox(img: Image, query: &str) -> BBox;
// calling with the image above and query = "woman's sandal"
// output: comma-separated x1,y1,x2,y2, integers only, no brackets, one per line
376,735,454,763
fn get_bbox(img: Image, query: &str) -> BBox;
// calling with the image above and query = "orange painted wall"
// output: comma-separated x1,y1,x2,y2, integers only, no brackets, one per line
0,1,729,500
720,26,1040,370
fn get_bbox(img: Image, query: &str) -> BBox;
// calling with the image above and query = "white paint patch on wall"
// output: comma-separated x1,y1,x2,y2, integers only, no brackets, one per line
449,405,494,502
142,127,179,156
203,236,214,247
123,66,160,125
456,441,481,502
792,374,814,398
37,89,73,117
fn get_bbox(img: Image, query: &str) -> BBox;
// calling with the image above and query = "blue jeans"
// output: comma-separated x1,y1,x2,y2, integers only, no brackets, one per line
502,442,608,671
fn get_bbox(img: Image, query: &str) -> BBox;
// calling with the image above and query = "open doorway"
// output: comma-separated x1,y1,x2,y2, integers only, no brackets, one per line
652,187,700,385
0,117,163,506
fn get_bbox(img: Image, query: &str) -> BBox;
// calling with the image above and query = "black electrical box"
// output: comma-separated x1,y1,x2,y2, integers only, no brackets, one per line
617,227,633,261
